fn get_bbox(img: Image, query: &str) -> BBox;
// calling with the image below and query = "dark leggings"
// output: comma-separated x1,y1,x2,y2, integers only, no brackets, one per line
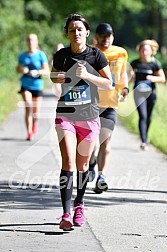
134,90,157,143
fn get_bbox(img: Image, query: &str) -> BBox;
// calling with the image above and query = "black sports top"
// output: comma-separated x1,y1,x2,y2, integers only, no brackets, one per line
131,58,162,90
53,45,108,121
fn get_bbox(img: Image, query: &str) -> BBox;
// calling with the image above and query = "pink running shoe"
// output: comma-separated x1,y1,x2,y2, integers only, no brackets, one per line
59,212,73,231
73,203,86,226
26,133,33,141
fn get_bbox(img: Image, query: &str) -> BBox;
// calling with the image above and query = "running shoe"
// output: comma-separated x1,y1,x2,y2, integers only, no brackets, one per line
26,133,33,141
59,212,73,231
88,160,96,182
140,143,148,151
94,175,108,194
73,201,86,226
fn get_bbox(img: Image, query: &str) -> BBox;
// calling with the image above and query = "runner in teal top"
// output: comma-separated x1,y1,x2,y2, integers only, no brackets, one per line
19,50,48,90
16,33,49,141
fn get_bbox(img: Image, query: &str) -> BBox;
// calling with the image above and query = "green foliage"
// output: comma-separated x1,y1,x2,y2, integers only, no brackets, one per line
0,80,20,122
25,0,51,21
0,0,24,80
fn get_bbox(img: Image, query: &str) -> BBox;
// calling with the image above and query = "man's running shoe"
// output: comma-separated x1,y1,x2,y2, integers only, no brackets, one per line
94,175,108,194
88,160,96,182
73,201,86,226
59,212,73,231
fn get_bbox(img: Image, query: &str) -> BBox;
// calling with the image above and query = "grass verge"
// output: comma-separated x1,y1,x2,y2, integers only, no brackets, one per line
118,84,167,155
0,80,20,123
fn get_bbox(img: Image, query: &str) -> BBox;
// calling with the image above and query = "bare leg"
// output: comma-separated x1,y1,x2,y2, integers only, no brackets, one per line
97,127,113,176
77,138,97,171
56,127,77,171
89,143,98,164
32,96,42,133
21,91,33,136
56,127,77,214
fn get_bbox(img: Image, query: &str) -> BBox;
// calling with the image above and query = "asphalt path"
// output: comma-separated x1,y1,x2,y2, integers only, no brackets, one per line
0,89,167,252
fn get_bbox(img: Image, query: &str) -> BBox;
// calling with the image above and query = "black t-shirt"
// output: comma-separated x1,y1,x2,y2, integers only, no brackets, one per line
53,45,108,121
131,58,162,90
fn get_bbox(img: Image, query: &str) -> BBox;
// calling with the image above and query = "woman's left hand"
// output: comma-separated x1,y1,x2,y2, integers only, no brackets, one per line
29,69,39,77
146,75,154,82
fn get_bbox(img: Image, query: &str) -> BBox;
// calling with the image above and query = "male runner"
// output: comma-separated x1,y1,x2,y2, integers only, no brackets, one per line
89,23,129,193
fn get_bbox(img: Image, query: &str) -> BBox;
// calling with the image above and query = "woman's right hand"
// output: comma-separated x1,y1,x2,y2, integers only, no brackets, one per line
55,72,66,84
23,67,29,74
50,68,65,84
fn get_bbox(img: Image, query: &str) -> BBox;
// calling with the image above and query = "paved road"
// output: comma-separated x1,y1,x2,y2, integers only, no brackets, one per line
0,89,167,252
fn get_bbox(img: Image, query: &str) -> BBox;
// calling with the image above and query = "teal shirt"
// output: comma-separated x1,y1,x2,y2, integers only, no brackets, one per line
18,50,48,90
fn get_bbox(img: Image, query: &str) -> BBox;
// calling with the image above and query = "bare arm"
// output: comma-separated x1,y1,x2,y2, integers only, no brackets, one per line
38,62,50,76
50,66,65,84
16,63,29,74
146,69,166,83
120,70,129,99
76,64,113,90
16,62,50,76
120,71,129,89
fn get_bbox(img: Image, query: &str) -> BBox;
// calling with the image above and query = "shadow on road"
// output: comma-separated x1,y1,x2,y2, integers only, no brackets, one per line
0,181,166,211
0,222,69,236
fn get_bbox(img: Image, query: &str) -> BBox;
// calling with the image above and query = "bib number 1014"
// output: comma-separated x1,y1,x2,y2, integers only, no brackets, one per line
68,90,87,100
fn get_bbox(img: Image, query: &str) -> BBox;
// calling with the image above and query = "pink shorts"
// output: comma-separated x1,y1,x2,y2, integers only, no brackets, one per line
55,116,100,142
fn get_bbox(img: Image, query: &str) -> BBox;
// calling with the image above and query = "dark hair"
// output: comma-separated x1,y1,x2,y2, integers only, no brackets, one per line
64,13,91,33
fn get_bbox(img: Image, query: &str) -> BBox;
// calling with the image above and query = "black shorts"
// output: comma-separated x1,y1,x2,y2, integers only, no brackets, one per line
18,87,43,97
99,108,117,130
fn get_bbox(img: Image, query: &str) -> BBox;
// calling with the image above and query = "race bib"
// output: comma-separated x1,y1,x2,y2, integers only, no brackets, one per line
136,80,152,92
64,84,91,105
